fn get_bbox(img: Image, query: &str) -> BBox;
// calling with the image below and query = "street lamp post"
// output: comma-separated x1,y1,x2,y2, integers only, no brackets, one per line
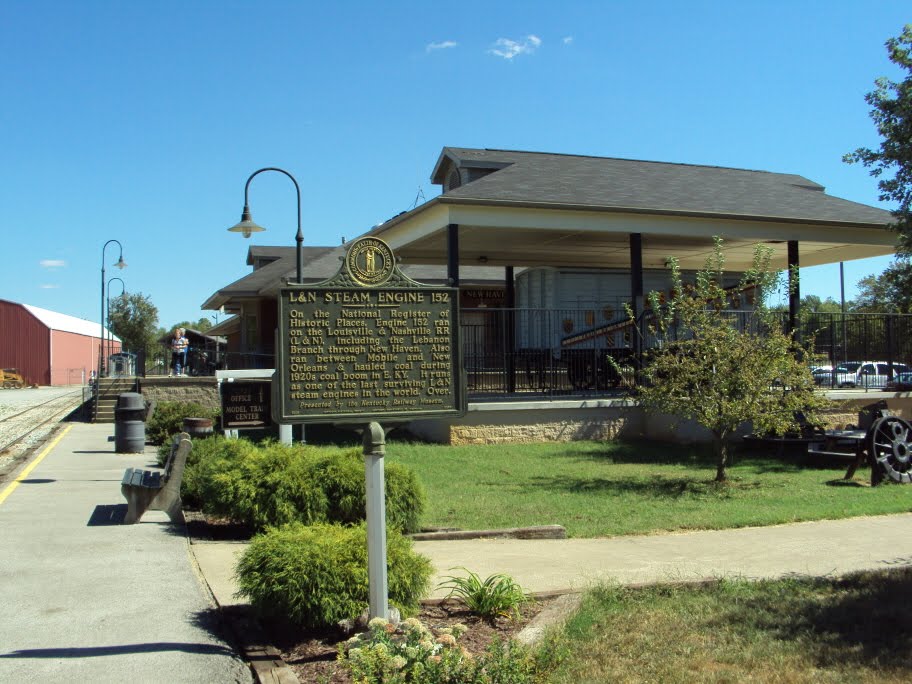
100,240,127,378
227,168,304,446
227,167,304,284
106,277,126,371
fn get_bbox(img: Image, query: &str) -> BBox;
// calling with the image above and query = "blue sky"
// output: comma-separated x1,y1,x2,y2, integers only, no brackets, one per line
0,1,908,330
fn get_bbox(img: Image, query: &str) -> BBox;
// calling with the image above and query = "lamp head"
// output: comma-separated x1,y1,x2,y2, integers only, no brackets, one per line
227,205,266,239
114,255,127,269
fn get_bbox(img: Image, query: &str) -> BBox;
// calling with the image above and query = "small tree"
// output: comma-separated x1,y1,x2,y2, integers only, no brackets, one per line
108,292,159,357
635,239,830,482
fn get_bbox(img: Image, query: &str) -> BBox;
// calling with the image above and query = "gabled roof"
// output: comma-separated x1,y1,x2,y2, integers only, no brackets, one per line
16,302,119,341
430,147,891,226
203,245,509,311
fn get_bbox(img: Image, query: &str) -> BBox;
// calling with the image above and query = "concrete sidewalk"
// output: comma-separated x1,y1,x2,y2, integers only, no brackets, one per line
0,423,251,683
192,513,912,607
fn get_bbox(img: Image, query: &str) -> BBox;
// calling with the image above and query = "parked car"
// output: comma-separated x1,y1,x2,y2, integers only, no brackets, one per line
815,361,910,388
886,371,912,391
812,362,860,387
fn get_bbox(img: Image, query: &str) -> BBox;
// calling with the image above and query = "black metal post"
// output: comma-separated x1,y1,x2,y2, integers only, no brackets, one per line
505,266,515,393
106,277,125,371
446,224,459,286
629,233,644,373
242,168,304,284
99,240,125,379
787,240,800,345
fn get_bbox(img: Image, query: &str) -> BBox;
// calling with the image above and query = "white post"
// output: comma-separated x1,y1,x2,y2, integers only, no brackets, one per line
363,422,388,620
279,423,292,445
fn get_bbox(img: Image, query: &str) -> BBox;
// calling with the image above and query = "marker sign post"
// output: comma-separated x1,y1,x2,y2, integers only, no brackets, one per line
275,237,465,619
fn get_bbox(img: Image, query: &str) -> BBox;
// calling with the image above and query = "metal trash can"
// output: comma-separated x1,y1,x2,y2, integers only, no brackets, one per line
182,417,214,439
115,392,146,453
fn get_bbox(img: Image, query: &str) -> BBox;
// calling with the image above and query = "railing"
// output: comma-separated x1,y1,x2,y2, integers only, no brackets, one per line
136,344,227,377
137,308,912,396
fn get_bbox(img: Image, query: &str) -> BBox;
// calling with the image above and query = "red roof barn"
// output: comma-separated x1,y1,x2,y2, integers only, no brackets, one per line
0,299,120,386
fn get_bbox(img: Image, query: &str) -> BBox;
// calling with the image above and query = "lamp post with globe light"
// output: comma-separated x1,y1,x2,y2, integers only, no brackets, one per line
106,277,125,372
99,240,126,378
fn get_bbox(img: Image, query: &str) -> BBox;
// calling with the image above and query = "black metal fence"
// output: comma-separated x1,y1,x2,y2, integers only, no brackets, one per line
460,308,912,397
130,308,912,396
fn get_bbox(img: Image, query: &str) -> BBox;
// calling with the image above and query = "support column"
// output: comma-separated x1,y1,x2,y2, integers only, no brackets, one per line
279,423,292,445
787,240,800,344
363,422,389,620
505,266,515,393
447,224,459,286
629,233,644,320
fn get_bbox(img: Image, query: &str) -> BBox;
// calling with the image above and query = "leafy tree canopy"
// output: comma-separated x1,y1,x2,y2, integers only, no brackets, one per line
169,317,213,333
844,24,912,252
635,238,830,482
108,292,159,355
853,257,912,313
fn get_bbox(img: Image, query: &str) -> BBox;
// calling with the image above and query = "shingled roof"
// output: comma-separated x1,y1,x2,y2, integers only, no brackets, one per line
202,245,508,311
431,147,892,226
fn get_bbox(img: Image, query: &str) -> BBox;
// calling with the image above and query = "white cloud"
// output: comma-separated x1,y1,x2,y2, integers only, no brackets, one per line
563,36,574,45
40,284,59,289
427,40,458,52
489,34,542,60
40,259,66,268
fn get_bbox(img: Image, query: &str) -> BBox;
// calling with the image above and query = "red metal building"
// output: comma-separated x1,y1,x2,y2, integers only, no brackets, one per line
0,299,120,386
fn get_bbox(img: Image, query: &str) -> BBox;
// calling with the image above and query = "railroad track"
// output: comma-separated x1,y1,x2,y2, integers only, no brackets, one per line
0,390,85,456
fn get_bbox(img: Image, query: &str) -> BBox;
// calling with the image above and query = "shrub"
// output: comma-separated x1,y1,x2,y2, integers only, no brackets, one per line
195,440,329,529
190,440,425,533
146,400,219,446
339,616,553,683
438,568,530,622
318,448,426,533
235,523,432,629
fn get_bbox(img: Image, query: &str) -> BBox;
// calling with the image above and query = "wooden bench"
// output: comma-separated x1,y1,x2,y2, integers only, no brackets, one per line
121,432,191,524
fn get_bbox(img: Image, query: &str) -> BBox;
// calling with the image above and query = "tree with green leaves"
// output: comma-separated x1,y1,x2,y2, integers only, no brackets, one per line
845,24,912,248
844,25,912,312
635,239,830,482
853,258,912,313
107,292,159,357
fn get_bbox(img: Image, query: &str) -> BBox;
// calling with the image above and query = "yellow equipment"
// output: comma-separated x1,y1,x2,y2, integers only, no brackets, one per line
1,368,26,389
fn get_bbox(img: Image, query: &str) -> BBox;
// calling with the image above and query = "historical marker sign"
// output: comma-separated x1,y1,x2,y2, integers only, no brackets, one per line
275,237,464,424
220,380,273,429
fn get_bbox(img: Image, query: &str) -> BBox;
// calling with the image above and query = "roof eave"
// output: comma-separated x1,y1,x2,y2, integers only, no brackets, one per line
435,196,894,230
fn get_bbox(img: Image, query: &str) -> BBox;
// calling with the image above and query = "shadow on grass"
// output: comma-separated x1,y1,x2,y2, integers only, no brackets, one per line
514,474,756,499
558,441,822,472
752,569,912,672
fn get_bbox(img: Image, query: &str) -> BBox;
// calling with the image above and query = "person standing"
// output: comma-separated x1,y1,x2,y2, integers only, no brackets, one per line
170,328,189,376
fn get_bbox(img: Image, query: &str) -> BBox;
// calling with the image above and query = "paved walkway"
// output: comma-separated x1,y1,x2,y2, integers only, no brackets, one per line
194,513,912,606
0,423,251,683
3,422,912,683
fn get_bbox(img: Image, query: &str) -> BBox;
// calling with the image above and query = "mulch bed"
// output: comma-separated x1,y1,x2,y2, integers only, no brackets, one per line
184,510,553,682
268,599,550,684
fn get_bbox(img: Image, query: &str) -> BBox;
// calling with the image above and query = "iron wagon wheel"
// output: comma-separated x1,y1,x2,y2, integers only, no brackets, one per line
867,416,912,484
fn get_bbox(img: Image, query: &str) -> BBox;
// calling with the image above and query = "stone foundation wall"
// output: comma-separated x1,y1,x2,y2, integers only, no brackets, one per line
137,378,220,411
450,415,632,445
407,393,912,446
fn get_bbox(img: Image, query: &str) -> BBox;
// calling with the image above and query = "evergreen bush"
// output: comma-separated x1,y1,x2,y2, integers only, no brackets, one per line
235,523,432,629
145,400,219,446
194,440,328,529
190,440,425,533
318,449,426,533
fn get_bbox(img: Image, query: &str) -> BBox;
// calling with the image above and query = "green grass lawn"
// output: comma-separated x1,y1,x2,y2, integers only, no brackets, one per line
386,440,912,538
547,568,912,683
